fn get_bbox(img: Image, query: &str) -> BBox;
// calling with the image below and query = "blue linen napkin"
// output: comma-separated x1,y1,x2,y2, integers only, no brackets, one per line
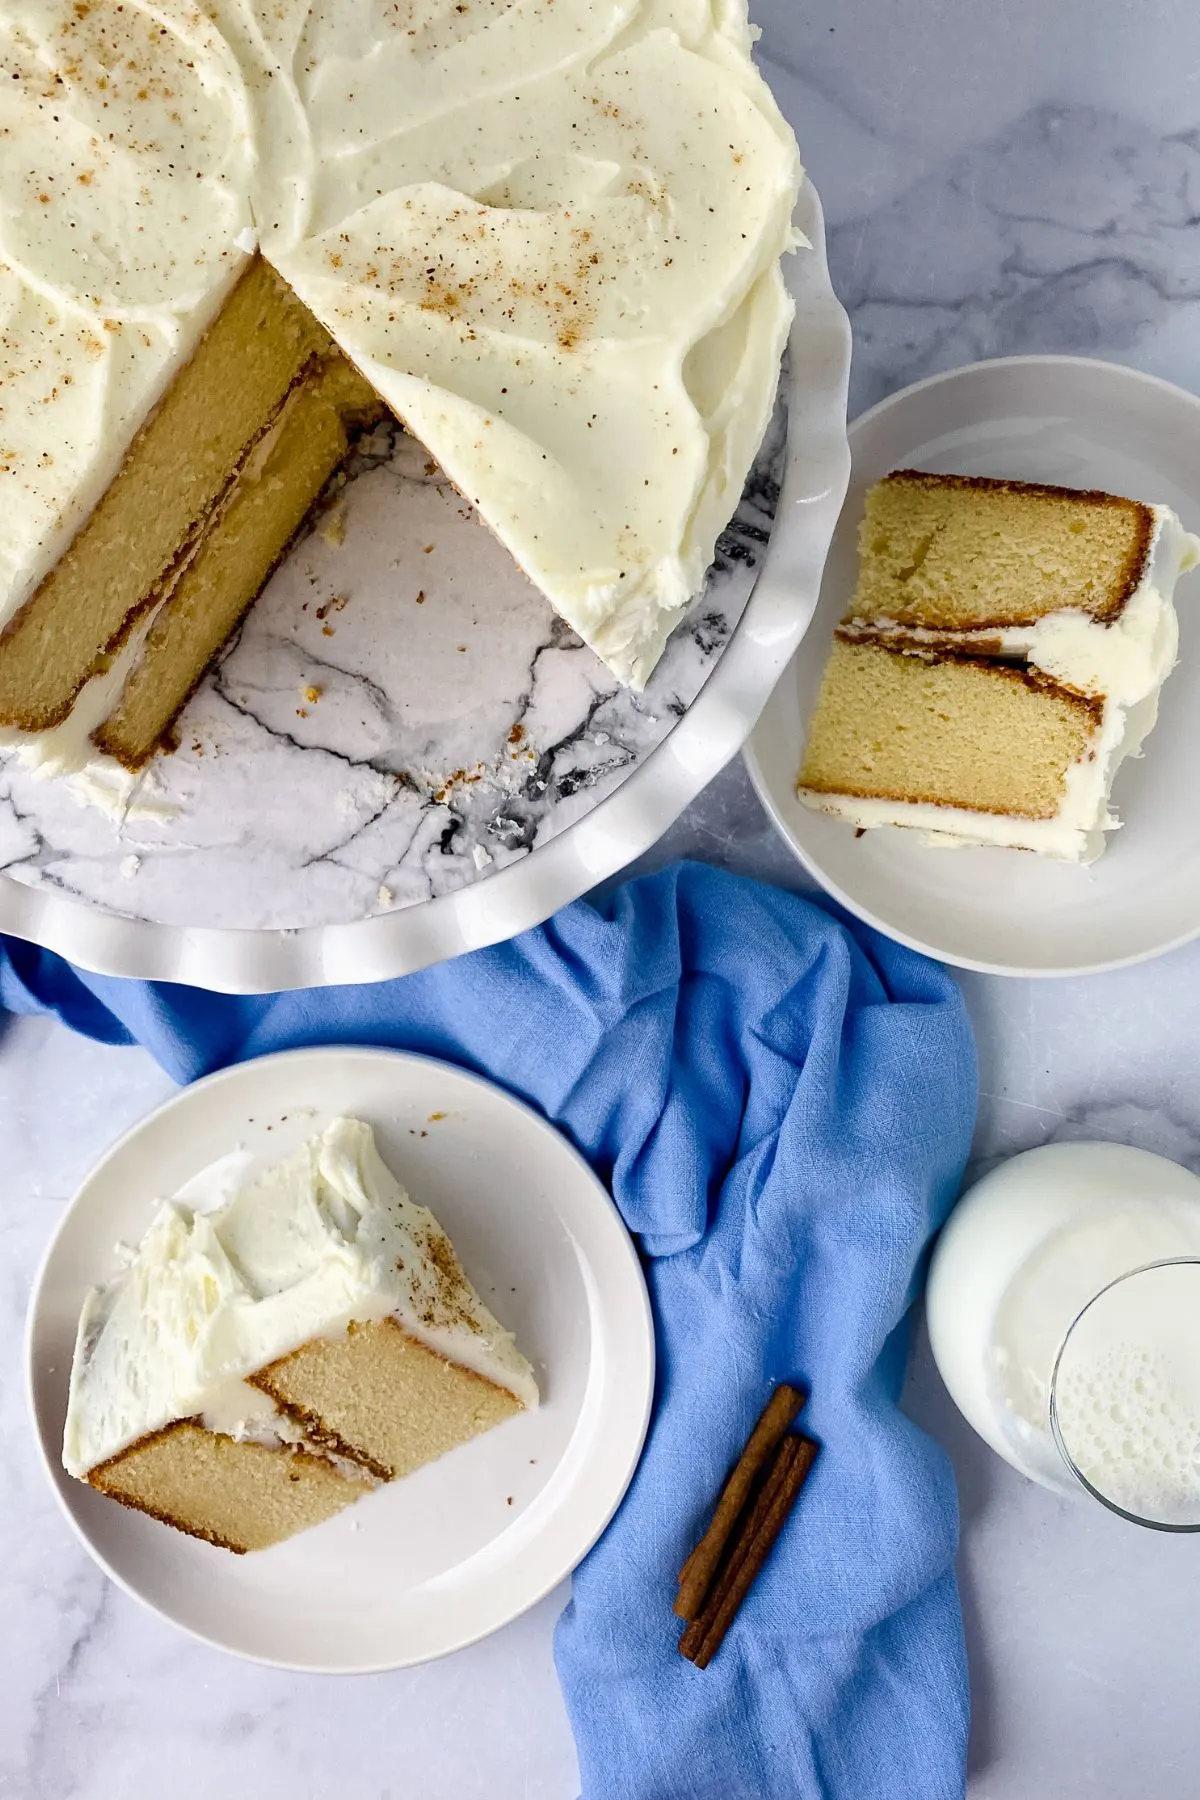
1,861,976,1800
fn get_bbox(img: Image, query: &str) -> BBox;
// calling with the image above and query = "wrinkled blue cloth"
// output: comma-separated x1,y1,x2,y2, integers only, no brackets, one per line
0,862,975,1800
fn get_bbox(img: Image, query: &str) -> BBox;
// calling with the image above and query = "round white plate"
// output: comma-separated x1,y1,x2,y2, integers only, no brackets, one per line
746,355,1200,977
0,180,851,992
25,1046,654,1673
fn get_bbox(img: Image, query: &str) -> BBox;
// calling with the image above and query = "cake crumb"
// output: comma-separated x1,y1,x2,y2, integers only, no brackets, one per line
377,884,394,906
303,685,322,705
319,507,347,547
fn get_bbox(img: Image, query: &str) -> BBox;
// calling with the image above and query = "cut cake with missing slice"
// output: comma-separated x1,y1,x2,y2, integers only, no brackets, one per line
798,471,1200,862
3,0,806,801
64,1119,537,1553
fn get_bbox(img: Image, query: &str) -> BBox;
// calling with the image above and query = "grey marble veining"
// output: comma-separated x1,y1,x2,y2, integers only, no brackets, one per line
827,103,1200,416
7,0,1200,1795
0,404,785,933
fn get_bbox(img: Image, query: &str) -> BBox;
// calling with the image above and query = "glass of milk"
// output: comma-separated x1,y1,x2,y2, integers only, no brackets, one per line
926,1141,1200,1528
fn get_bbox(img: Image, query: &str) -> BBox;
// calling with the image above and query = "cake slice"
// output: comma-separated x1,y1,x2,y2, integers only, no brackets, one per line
799,637,1109,856
798,471,1200,861
63,1119,537,1553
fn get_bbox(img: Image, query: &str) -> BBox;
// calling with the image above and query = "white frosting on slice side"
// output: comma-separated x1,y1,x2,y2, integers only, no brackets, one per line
63,1117,538,1479
803,506,1200,864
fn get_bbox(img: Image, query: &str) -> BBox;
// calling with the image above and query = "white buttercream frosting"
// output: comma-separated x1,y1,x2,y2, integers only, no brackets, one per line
801,505,1200,865
2,0,801,733
0,1,253,625
63,1117,538,1479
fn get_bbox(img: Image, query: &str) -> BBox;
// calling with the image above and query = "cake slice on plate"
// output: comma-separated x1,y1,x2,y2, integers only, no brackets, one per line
63,1119,537,1552
797,471,1200,862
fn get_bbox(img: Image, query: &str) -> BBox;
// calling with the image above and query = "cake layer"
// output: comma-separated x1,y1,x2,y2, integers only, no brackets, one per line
798,638,1102,820
253,1317,523,1484
846,471,1155,633
93,354,385,769
0,259,329,734
840,501,1198,707
89,1421,365,1554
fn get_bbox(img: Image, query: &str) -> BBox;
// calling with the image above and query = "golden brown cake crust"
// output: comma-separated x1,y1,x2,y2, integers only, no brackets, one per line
251,1316,523,1484
881,470,1155,624
86,1418,364,1553
799,636,1104,819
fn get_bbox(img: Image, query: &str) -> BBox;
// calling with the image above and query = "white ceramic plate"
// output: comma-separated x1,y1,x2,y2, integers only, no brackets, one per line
746,355,1200,977
25,1047,654,1672
0,180,851,992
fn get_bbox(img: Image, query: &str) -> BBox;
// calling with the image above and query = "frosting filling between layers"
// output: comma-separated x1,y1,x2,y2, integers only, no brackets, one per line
802,505,1200,863
63,1117,539,1479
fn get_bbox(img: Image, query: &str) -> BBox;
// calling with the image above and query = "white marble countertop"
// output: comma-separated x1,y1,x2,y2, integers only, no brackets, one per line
6,0,1200,1792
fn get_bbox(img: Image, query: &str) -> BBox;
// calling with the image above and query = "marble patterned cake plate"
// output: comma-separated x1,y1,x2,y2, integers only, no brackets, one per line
746,356,1200,976
26,1046,654,1672
0,181,851,992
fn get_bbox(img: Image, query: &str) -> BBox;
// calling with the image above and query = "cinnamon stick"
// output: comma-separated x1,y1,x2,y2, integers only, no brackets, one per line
680,1435,819,1669
674,1382,805,1620
678,1435,800,1659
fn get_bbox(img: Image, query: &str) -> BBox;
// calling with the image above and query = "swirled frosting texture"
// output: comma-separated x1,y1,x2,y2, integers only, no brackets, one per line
2,0,801,683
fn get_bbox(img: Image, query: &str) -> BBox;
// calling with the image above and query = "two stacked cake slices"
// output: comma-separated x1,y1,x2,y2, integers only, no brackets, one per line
798,471,1200,862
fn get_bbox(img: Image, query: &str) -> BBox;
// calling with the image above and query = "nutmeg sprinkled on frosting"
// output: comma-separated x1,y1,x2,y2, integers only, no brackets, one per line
3,0,801,694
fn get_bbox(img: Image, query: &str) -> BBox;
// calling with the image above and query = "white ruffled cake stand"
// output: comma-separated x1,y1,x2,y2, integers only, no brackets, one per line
0,181,850,992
